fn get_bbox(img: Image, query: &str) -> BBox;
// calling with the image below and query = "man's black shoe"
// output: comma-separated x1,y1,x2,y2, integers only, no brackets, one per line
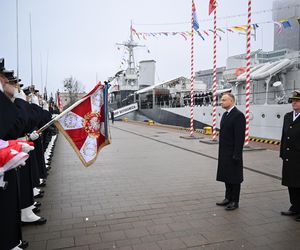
19,240,29,249
37,182,46,187
295,215,300,222
216,199,230,206
34,193,44,199
225,202,239,211
34,201,41,207
22,217,47,225
281,210,298,216
32,207,40,213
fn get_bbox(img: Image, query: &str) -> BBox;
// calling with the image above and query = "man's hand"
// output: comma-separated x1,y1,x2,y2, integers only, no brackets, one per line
13,89,26,101
17,142,35,153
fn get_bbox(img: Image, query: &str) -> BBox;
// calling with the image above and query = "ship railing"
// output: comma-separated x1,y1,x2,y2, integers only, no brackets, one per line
154,87,299,108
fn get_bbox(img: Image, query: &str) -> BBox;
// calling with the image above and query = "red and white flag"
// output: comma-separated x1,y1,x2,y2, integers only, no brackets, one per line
56,91,63,112
209,0,216,15
55,82,110,167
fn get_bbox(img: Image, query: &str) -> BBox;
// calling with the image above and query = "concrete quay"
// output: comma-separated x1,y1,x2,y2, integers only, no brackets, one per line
23,121,300,250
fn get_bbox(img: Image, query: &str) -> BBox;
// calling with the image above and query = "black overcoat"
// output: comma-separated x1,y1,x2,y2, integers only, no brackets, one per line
0,92,22,250
280,111,300,187
217,107,246,184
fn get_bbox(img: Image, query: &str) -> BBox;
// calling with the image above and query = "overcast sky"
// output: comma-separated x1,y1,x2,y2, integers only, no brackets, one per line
0,0,276,94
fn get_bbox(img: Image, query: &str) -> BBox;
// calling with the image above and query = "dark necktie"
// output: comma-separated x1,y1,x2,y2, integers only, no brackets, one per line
296,112,299,116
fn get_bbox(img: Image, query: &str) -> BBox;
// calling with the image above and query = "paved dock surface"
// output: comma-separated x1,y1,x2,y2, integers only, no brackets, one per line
23,121,300,250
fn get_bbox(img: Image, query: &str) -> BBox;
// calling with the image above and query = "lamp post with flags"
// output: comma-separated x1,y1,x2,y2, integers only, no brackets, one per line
209,0,218,141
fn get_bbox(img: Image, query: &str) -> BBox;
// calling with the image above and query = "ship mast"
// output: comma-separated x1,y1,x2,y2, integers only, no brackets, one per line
116,21,144,89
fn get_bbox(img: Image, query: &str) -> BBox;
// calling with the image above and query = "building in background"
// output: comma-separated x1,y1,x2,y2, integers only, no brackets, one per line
60,92,86,109
195,67,226,89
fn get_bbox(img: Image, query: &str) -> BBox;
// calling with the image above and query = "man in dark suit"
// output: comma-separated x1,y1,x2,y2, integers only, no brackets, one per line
280,90,300,222
216,93,246,210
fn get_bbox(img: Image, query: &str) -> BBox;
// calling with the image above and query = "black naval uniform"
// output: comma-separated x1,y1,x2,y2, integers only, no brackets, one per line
0,91,23,250
280,111,300,213
31,103,52,181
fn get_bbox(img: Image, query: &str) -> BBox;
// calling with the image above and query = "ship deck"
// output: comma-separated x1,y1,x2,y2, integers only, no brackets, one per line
23,121,300,250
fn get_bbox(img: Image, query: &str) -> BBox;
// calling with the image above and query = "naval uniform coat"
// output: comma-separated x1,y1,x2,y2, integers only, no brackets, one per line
0,92,22,250
280,111,300,188
0,91,17,137
217,107,246,184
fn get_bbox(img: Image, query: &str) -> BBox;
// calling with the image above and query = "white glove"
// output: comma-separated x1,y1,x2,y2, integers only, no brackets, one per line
13,89,27,101
29,131,39,141
42,100,49,111
31,95,39,105
18,142,35,153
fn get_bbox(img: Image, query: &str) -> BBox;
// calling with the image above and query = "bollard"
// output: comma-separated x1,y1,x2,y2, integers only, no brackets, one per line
203,126,212,135
148,120,155,126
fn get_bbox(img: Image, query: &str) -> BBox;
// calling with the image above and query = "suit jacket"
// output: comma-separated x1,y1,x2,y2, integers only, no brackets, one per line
217,107,246,184
280,111,300,187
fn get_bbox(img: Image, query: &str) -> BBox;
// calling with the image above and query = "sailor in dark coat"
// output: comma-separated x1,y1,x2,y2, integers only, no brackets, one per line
0,64,24,250
280,90,300,222
216,93,246,210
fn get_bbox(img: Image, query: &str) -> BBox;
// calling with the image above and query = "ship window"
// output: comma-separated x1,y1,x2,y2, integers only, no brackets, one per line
203,113,205,116
218,113,221,116
210,113,212,116
277,114,281,119
261,114,265,118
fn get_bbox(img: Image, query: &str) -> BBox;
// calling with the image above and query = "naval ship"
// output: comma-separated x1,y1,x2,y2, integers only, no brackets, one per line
110,0,300,141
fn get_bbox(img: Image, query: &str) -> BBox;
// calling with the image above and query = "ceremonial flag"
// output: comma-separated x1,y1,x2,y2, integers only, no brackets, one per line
192,0,200,31
209,0,216,15
192,0,204,40
55,82,110,167
56,91,63,112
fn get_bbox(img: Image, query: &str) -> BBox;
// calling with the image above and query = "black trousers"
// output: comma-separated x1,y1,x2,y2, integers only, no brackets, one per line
19,163,34,209
225,183,241,203
288,187,300,212
0,170,22,250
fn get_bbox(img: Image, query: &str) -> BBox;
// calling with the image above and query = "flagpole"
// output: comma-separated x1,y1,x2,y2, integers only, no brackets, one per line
189,0,195,137
29,13,34,87
16,0,19,82
37,95,90,133
244,0,252,146
212,1,217,141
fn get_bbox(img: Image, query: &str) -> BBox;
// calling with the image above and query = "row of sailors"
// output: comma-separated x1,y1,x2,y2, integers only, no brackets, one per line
152,92,213,108
0,58,58,250
183,92,213,106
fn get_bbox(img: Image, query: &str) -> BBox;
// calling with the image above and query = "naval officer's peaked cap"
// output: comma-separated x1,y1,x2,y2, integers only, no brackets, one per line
0,58,4,72
288,90,300,102
23,86,31,95
0,59,16,80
